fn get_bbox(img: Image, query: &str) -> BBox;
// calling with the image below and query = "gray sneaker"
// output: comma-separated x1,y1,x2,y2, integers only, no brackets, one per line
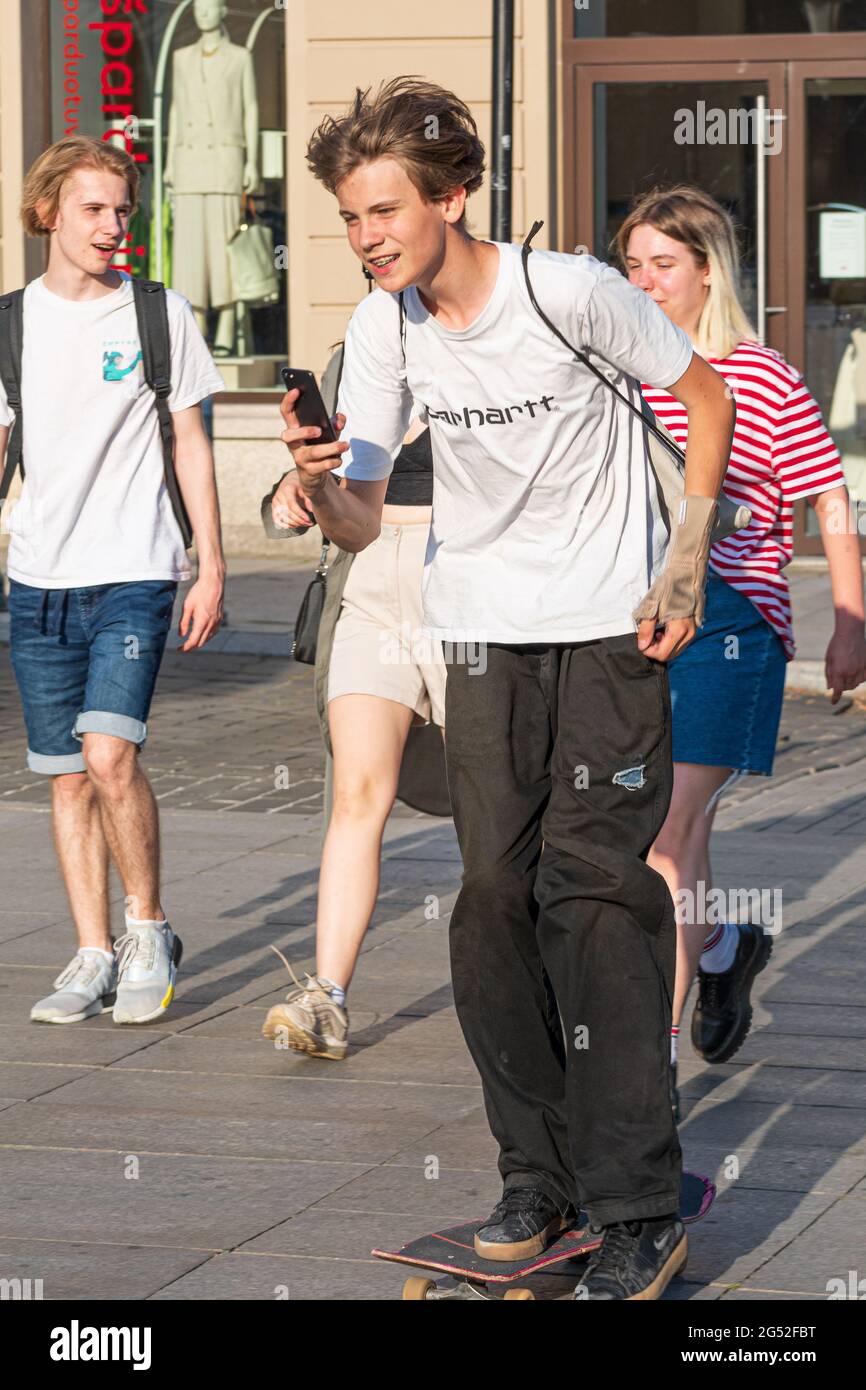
30,948,116,1024
113,922,182,1025
262,946,349,1059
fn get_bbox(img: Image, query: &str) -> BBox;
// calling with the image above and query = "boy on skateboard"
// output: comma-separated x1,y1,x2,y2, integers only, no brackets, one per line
272,79,734,1299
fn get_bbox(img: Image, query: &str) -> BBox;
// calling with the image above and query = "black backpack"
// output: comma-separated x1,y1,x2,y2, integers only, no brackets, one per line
0,278,193,548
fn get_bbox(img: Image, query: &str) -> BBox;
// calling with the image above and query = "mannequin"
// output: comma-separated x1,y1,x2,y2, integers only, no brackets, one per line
165,0,259,354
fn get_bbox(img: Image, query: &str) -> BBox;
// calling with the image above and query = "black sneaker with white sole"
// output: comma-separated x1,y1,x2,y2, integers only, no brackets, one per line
574,1213,687,1300
691,921,772,1064
474,1186,568,1261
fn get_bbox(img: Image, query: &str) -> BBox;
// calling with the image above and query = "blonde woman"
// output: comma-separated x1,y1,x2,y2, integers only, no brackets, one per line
619,186,866,1117
261,403,446,1060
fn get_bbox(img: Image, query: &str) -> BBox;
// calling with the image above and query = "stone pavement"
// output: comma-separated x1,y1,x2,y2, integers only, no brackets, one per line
0,558,864,1300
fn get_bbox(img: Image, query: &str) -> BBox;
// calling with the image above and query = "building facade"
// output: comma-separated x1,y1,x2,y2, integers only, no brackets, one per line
1,0,865,557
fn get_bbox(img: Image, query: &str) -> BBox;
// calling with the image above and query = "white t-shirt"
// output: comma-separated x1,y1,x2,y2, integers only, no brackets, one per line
335,242,694,644
0,274,225,588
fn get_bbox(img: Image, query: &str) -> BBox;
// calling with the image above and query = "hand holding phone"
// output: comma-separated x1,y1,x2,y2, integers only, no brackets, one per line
279,367,349,498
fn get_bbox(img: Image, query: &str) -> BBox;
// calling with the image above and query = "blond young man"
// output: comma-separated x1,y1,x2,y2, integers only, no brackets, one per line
269,79,735,1300
0,137,226,1025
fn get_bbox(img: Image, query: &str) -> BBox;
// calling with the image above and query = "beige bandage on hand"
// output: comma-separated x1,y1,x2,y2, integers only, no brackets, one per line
632,495,720,629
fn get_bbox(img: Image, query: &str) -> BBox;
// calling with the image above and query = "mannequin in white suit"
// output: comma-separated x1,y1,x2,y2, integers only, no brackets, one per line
165,0,259,354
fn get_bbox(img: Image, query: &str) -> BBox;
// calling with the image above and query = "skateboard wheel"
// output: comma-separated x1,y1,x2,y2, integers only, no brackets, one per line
503,1288,535,1300
402,1275,436,1300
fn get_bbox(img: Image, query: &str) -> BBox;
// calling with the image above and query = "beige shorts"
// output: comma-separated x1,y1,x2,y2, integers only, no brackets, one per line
328,521,447,727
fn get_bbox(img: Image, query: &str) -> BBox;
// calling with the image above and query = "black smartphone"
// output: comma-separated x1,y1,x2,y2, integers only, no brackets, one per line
281,368,338,444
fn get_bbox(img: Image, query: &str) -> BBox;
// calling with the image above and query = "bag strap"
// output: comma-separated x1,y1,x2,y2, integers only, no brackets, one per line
132,277,193,548
316,341,350,560
521,220,686,470
398,291,407,366
0,288,26,506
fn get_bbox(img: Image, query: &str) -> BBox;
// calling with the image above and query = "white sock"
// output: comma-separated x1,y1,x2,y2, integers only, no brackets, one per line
670,1027,679,1064
125,913,168,930
80,946,114,963
319,977,346,1008
700,921,739,974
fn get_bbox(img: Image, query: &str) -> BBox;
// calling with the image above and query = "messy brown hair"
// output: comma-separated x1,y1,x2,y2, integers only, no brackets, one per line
307,77,485,227
21,135,140,238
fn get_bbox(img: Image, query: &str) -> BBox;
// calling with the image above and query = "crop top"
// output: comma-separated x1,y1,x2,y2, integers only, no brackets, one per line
382,426,433,506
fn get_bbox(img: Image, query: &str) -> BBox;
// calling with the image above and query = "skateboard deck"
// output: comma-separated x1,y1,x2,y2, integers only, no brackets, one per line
373,1171,715,1300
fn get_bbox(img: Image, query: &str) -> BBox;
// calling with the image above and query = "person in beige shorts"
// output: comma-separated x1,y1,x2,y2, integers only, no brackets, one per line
263,418,445,1059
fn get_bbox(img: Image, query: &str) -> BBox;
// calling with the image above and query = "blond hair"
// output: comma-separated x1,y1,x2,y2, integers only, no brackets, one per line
21,135,140,238
615,185,757,360
307,77,485,228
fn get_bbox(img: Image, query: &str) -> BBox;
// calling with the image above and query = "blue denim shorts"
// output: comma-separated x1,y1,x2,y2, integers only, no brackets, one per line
8,578,177,775
668,574,787,777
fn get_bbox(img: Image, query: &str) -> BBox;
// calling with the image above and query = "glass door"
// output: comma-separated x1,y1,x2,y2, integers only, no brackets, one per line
568,63,788,355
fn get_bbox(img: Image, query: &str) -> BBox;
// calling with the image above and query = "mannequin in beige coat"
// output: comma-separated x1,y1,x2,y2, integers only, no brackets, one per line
165,0,259,354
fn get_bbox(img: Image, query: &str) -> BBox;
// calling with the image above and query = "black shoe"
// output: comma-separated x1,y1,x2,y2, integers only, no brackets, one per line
575,1214,687,1300
691,922,773,1063
670,1061,680,1123
474,1186,567,1262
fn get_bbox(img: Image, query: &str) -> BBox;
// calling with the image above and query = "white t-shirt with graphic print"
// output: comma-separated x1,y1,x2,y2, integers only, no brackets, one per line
334,241,694,645
0,274,225,589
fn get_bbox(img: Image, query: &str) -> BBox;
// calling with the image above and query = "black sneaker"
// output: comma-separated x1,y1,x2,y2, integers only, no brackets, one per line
575,1214,687,1300
691,921,773,1063
474,1186,567,1261
670,1061,680,1123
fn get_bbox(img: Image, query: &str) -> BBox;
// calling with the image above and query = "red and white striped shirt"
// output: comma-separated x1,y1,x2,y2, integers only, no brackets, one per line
641,341,845,659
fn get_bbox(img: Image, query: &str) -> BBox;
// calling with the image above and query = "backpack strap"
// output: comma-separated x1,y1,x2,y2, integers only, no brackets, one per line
131,277,193,548
520,220,686,468
0,289,26,508
398,291,406,366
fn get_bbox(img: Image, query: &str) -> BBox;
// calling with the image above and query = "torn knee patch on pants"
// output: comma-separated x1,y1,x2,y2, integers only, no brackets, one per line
612,760,647,791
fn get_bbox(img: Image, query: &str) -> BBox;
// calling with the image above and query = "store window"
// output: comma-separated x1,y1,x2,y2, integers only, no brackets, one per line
573,0,866,38
51,0,287,390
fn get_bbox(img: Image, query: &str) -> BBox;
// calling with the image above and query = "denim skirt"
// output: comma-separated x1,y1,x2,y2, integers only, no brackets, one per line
668,574,787,776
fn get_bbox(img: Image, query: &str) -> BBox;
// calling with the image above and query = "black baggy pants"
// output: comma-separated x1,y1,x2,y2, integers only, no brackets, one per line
442,633,682,1226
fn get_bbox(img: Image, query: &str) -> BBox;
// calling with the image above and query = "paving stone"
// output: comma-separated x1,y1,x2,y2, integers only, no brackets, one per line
0,1062,99,1100
0,1149,371,1248
741,1199,866,1295
715,1287,826,1300
310,1163,510,1222
4,1069,480,1164
0,1239,211,1301
670,1188,838,1287
237,1206,442,1260
678,1098,866,1154
0,1105,436,1169
678,1143,866,1198
147,1250,404,1300
0,1025,165,1067
680,1062,866,1108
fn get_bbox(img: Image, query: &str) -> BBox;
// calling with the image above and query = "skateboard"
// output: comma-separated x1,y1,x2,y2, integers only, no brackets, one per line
373,1171,715,1300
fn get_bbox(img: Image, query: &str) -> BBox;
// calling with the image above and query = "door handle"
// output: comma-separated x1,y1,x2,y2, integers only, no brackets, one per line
766,306,788,314
757,96,767,342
